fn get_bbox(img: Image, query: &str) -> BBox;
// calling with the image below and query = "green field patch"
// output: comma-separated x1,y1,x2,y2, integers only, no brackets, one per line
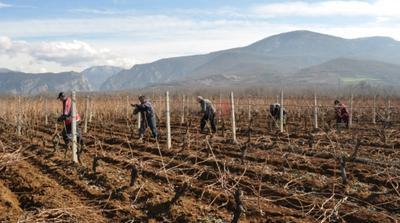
340,77,380,83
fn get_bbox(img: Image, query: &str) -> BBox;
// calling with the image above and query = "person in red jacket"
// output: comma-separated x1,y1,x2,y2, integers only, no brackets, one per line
57,92,84,149
334,100,349,128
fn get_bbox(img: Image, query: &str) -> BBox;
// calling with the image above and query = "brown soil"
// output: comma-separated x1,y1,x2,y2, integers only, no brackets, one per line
1,112,400,222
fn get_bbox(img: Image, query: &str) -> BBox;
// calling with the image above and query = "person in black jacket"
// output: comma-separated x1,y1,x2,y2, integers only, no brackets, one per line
132,95,158,140
270,103,286,121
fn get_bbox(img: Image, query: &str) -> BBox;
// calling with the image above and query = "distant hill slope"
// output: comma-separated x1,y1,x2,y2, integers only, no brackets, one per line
81,66,123,90
0,68,13,73
0,70,92,94
101,54,215,90
102,30,400,90
294,58,400,86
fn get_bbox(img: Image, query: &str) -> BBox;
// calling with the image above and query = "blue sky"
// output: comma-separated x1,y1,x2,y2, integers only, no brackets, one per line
0,0,399,72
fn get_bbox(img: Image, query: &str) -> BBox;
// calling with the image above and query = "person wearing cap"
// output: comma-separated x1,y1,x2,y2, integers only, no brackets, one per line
197,96,217,133
132,95,158,141
334,99,349,128
57,92,84,150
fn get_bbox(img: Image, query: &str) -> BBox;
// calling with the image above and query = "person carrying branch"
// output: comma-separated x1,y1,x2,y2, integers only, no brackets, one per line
132,95,158,141
57,92,84,150
334,99,349,128
197,96,217,133
270,103,286,122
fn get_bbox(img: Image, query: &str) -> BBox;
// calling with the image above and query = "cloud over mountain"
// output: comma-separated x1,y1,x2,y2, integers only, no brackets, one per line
0,36,134,72
31,40,133,67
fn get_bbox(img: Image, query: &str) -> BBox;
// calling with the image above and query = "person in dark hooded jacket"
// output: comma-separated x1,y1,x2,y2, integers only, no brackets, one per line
132,95,158,140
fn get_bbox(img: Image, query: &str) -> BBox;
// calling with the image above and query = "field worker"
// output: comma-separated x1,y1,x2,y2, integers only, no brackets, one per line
270,103,286,121
197,96,217,133
334,100,349,128
57,92,84,149
132,95,158,141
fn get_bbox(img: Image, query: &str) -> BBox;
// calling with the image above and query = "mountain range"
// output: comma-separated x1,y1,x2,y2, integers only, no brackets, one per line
0,66,121,94
2,30,400,94
81,66,123,90
0,69,92,95
103,30,400,90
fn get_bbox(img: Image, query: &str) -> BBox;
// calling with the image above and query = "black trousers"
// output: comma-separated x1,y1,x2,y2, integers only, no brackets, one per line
200,112,217,133
336,116,349,128
62,123,84,146
139,115,158,138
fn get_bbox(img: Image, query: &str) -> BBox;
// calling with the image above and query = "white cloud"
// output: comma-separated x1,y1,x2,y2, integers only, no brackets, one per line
33,40,110,66
0,36,28,56
39,67,47,73
0,36,12,50
0,36,134,72
251,0,400,18
0,2,11,8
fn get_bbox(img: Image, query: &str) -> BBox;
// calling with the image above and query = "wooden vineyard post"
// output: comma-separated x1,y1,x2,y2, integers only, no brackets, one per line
137,112,141,129
89,97,93,122
219,93,222,122
181,94,185,124
84,96,89,133
126,96,129,120
188,96,191,120
17,96,21,136
267,96,271,131
230,92,237,143
71,91,78,163
248,98,251,122
339,157,347,184
159,95,163,121
387,98,391,122
349,94,353,128
124,96,129,129
313,92,318,130
372,95,376,124
166,91,171,149
44,98,48,125
188,96,192,120
236,98,239,116
280,89,284,133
